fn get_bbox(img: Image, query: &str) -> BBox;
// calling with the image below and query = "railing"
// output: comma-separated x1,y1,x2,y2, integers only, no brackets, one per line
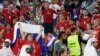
86,0,97,14
87,0,96,6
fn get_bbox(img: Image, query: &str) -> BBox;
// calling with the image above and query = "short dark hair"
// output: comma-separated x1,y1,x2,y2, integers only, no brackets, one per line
79,26,84,31
59,49,65,56
43,1,49,4
25,33,33,40
58,31,65,40
26,45,33,54
70,27,76,33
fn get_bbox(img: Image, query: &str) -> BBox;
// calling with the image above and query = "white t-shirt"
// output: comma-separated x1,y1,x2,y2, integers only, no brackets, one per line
84,46,98,56
19,45,31,56
0,47,14,56
49,4,61,12
84,38,98,56
82,33,90,41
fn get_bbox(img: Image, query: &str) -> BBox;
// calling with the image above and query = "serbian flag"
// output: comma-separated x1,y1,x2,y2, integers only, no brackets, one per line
45,33,56,47
12,22,44,44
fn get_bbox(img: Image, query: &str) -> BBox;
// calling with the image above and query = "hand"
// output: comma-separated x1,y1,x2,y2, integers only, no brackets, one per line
40,25,44,31
18,23,22,28
18,23,21,26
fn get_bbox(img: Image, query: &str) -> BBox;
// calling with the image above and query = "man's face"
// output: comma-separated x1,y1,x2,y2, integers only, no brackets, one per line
44,3,49,9
77,28,82,34
83,10,88,16
93,20,99,29
29,13,34,19
60,27,64,32
26,48,32,54
6,24,11,30
76,20,80,26
86,23,91,30
92,41,98,48
62,34,67,40
59,14,65,20
93,9,99,14
61,51,67,56
4,42,10,48
12,1,16,5
3,1,9,7
8,6,14,13
52,0,58,4
74,0,79,5
63,51,68,56
27,34,33,42
21,1,25,6
19,15,25,22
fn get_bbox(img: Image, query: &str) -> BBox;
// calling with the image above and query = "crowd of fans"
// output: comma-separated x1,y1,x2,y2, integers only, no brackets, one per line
0,0,100,56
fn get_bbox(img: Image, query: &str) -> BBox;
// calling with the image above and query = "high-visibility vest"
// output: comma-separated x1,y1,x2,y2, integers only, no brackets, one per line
68,34,81,56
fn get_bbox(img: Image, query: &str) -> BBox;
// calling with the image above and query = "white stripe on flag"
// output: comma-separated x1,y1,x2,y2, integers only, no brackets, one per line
47,34,55,47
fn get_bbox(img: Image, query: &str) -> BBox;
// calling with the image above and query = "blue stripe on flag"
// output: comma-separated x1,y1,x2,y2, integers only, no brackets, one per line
11,28,20,47
11,28,20,44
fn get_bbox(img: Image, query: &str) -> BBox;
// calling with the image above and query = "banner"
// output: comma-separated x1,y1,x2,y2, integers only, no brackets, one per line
12,22,44,43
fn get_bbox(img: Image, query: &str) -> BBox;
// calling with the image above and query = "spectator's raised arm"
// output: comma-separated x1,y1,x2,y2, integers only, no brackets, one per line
18,23,27,40
36,25,43,41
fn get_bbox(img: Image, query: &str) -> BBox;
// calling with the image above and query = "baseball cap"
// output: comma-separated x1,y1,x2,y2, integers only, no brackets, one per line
5,39,11,43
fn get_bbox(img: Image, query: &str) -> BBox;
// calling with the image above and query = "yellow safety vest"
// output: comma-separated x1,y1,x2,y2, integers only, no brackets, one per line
68,34,81,56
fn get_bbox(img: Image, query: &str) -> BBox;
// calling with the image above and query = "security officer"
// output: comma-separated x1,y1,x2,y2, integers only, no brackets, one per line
67,27,87,56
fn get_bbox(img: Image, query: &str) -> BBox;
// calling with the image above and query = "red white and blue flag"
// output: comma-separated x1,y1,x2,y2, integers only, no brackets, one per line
45,33,56,47
12,22,44,44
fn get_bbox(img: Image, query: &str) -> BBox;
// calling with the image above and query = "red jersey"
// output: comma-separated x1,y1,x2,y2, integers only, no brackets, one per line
13,8,20,17
42,8,55,23
56,20,70,30
80,16,91,30
92,26,100,48
12,39,39,56
2,8,8,15
63,20,70,30
57,2,63,6
20,5,29,15
11,27,20,56
3,9,17,25
0,38,4,49
20,39,41,56
58,10,69,20
92,14,100,20
3,29,13,40
12,40,21,56
56,21,64,29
